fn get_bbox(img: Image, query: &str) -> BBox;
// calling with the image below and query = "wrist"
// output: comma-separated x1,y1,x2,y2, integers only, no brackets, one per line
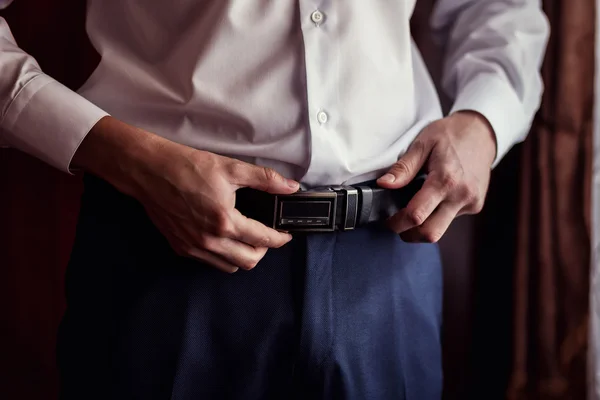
71,116,165,194
451,110,497,167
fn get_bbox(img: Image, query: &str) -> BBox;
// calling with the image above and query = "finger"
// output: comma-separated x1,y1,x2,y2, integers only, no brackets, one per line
387,178,446,233
192,231,268,270
400,202,460,243
187,247,240,274
378,140,430,189
230,209,293,248
146,209,240,273
176,216,270,271
227,162,300,194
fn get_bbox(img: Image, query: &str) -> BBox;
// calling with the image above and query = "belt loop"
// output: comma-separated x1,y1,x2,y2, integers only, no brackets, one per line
356,186,373,226
341,187,358,230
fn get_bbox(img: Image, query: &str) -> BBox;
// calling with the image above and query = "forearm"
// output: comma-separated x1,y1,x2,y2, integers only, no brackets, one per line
73,117,149,176
71,116,186,198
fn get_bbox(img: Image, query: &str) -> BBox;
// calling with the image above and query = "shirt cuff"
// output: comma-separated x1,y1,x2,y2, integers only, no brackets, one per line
449,73,530,168
0,74,108,173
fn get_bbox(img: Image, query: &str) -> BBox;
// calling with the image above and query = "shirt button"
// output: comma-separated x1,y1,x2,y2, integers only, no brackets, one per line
311,10,325,25
317,111,329,124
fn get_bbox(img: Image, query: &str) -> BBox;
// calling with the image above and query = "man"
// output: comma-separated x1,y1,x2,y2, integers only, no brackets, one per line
0,0,548,399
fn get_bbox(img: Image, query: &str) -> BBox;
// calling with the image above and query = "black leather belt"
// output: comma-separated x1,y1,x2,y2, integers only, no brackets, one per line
236,174,426,232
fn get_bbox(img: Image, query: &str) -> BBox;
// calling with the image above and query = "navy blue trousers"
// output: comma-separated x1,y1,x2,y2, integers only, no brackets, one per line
57,176,443,399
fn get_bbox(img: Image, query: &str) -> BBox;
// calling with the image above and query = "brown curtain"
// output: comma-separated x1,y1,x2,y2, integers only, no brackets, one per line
508,0,595,399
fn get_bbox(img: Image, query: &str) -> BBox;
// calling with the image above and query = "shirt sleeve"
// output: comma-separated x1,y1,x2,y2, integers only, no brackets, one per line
430,0,550,167
0,15,108,173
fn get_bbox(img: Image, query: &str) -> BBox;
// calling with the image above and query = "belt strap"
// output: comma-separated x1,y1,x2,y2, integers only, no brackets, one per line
236,174,426,232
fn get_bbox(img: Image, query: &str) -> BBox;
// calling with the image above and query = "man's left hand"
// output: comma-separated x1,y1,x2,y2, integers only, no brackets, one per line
377,111,497,243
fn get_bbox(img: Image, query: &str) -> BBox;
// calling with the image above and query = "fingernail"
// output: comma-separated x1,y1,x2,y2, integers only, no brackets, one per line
379,174,396,183
287,180,300,189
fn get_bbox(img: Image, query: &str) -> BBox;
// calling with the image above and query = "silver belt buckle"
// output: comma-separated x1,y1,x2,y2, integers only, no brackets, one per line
272,185,359,232
273,190,338,232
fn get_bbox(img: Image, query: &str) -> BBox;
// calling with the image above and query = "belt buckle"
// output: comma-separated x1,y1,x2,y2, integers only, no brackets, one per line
273,190,338,232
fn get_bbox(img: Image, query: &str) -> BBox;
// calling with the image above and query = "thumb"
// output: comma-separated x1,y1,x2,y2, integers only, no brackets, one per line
378,140,430,189
228,162,300,194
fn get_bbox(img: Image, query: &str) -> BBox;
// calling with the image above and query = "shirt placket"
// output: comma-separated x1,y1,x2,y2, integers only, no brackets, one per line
298,1,340,186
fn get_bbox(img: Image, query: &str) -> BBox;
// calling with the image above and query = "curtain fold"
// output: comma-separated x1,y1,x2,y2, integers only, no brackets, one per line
508,1,595,399
589,0,600,396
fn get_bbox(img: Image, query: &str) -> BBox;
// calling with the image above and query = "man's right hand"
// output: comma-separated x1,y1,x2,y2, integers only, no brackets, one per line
72,116,300,274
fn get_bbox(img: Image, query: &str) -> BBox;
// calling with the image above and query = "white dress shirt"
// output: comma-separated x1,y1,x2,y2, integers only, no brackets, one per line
0,0,548,187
